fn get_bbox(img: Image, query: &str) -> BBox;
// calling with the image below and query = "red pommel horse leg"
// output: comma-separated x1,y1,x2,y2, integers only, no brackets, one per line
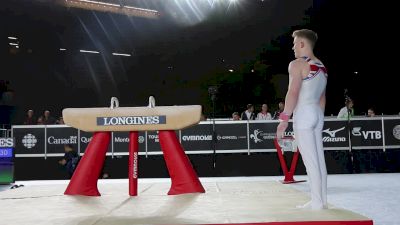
159,130,205,195
65,132,111,196
274,137,306,184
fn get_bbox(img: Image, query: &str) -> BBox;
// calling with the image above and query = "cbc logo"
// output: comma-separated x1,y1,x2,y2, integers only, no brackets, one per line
22,134,37,149
393,125,400,140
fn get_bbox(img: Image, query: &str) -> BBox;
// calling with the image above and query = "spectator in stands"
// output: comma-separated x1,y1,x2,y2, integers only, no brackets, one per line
23,109,36,125
200,105,207,121
56,117,65,124
232,112,241,120
256,104,272,120
367,108,376,117
37,116,44,125
43,110,56,124
241,104,256,120
273,101,285,119
337,98,354,119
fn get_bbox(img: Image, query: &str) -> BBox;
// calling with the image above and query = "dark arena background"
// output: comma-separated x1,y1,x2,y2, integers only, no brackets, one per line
0,1,399,225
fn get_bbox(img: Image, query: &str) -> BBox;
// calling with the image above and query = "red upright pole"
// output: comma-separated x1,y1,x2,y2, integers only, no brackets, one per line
274,138,289,176
128,131,139,196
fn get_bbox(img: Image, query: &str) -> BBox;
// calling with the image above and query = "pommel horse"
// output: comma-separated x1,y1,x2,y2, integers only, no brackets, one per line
62,96,205,196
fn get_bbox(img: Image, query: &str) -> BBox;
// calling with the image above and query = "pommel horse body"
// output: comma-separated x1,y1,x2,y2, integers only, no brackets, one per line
62,97,205,196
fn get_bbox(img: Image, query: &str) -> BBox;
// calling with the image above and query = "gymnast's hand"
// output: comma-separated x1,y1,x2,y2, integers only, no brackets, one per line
276,121,288,139
276,111,290,139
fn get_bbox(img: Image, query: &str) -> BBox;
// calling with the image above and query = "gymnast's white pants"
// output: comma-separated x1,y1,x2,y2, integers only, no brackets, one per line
293,104,327,209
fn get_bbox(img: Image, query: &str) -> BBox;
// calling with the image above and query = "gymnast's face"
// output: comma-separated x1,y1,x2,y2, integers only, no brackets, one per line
292,36,305,58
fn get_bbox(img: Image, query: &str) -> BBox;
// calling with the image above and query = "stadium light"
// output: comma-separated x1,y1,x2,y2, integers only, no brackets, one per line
64,0,160,19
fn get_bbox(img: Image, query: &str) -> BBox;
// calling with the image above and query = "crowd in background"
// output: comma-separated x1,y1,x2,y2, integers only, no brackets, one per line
23,109,64,125
231,99,379,121
0,79,397,127
20,100,383,126
231,101,284,121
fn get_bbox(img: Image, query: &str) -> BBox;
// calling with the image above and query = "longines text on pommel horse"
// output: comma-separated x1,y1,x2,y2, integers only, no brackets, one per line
62,96,205,196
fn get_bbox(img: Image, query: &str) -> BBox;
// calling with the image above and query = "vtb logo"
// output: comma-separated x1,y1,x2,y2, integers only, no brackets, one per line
352,127,382,139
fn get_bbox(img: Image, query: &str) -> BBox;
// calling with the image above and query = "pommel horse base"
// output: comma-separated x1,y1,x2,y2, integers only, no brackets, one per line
62,96,205,196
